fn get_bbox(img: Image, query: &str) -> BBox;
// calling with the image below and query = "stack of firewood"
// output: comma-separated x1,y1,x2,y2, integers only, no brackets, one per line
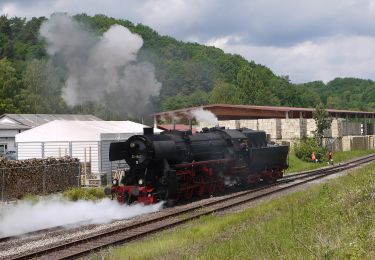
0,156,80,200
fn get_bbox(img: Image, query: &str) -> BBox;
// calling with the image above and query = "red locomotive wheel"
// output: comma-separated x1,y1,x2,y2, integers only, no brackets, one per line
197,183,205,197
207,183,216,195
216,180,225,192
185,188,194,199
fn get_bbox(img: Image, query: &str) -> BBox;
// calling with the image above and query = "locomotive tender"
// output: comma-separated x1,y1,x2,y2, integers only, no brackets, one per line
109,127,289,204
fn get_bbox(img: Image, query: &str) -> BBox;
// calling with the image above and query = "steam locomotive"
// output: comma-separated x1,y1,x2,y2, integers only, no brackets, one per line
108,127,289,205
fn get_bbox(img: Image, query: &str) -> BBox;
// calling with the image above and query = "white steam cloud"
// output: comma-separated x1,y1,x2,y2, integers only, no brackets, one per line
39,14,161,117
0,199,163,237
191,107,219,126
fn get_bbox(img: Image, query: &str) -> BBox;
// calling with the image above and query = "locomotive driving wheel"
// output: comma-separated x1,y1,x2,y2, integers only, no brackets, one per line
206,182,216,195
216,179,225,193
185,187,194,199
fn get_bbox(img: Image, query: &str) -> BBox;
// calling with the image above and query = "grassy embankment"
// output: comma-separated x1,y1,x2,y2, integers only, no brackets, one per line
97,161,375,259
286,149,375,173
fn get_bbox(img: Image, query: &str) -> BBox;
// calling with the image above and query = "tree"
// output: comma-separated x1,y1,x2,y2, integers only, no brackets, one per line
235,66,278,105
0,58,20,113
209,80,239,104
313,104,332,145
161,90,209,111
20,59,67,113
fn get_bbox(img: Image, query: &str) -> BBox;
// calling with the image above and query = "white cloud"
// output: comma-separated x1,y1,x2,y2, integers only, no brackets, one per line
2,0,375,82
206,35,242,48
207,34,375,83
137,0,213,35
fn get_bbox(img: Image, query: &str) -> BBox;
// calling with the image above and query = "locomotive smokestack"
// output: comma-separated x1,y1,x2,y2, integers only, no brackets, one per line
143,127,154,135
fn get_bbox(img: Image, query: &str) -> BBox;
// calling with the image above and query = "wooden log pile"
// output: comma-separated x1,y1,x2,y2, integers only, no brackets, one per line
0,156,80,201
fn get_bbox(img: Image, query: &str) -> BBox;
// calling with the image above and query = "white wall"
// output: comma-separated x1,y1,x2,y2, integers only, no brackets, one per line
17,143,43,159
44,142,70,157
16,133,138,174
0,129,20,138
72,142,99,173
17,141,100,173
0,129,28,152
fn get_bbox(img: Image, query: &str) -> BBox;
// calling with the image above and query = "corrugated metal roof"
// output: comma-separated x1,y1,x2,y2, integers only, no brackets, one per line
15,120,162,142
0,123,31,130
154,104,375,120
0,114,103,128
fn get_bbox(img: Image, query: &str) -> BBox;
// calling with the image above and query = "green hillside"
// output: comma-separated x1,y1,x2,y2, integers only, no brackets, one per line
0,14,374,120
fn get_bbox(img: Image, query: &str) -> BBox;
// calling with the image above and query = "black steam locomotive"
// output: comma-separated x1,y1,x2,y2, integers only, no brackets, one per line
109,127,289,204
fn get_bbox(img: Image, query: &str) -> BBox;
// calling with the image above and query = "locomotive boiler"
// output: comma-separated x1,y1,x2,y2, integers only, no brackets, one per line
108,127,289,205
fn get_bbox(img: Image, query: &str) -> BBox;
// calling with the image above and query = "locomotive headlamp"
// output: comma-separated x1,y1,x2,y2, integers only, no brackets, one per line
130,142,135,148
138,179,144,185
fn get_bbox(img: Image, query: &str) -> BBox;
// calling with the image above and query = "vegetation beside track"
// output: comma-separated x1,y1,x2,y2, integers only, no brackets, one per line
63,187,106,201
97,162,375,259
286,149,375,173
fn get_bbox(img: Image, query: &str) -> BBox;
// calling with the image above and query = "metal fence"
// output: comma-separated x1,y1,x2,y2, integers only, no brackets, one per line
0,162,80,202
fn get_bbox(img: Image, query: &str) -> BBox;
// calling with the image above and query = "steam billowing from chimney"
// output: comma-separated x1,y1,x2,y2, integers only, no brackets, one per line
190,107,219,126
40,14,161,118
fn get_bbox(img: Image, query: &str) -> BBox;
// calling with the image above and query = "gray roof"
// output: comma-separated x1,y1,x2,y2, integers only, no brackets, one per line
0,114,103,128
0,123,31,130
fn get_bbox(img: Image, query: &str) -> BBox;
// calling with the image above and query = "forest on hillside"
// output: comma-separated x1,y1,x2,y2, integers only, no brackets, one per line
0,14,374,121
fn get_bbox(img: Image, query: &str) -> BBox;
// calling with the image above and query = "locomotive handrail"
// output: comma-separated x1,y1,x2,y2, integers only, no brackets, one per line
174,158,232,168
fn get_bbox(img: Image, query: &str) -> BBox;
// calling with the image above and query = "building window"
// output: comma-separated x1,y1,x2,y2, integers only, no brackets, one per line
0,144,7,155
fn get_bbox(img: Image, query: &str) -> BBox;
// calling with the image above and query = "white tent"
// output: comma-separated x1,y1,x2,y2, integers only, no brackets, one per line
15,120,161,174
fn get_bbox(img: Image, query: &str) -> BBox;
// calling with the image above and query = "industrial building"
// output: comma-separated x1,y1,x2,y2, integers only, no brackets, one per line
153,104,375,151
15,120,161,175
0,114,102,156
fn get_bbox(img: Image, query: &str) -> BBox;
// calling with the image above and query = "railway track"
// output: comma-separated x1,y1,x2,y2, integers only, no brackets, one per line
0,220,93,244
5,153,375,260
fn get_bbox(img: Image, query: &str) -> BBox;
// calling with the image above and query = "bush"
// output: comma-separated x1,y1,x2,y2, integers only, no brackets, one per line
294,138,327,162
21,194,40,204
63,187,106,201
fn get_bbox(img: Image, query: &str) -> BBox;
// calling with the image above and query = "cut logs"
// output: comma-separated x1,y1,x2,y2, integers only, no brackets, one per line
0,156,80,201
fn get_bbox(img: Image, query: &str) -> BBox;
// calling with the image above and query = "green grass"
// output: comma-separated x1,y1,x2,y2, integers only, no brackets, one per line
62,187,106,201
286,149,375,174
20,193,40,204
97,162,375,260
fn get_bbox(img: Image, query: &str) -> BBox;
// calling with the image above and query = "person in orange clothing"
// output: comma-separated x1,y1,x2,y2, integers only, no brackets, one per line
311,151,317,163
328,151,333,165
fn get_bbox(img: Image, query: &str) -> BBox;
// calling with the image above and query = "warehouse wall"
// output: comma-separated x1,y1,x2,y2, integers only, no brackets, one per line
44,142,70,157
72,141,99,173
0,129,20,152
16,141,100,173
341,135,375,151
100,140,128,174
17,142,43,159
198,118,374,152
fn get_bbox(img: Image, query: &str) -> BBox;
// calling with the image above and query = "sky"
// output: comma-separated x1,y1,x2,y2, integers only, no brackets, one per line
1,0,375,83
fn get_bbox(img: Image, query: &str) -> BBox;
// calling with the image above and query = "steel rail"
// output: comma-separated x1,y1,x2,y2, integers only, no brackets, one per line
7,153,375,260
0,220,93,244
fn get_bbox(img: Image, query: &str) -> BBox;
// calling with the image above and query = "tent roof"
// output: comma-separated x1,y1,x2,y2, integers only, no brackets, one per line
15,120,161,142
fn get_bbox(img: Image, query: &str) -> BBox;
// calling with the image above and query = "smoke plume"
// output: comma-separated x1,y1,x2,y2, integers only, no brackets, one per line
39,14,161,118
0,198,163,237
191,107,219,126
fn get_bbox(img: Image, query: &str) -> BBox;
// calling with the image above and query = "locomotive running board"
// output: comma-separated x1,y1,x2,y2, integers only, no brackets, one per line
174,158,232,168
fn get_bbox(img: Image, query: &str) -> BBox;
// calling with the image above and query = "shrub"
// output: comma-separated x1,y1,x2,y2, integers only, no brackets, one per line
63,187,106,201
21,194,40,204
294,138,327,162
